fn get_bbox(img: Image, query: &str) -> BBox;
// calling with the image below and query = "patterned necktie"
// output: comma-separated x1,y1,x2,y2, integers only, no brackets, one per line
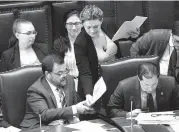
56,88,66,107
147,93,155,112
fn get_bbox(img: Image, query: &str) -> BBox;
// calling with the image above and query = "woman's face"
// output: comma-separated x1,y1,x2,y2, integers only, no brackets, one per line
65,14,82,38
83,19,102,38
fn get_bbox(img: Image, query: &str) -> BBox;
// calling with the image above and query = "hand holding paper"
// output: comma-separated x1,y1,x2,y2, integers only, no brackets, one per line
112,16,147,41
85,77,107,107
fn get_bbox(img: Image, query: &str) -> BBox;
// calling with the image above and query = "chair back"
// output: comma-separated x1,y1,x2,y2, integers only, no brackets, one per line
0,66,43,127
100,55,159,107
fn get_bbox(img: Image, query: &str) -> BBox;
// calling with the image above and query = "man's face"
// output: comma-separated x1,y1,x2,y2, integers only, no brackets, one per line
83,19,102,38
65,15,82,38
140,75,158,93
48,63,69,87
172,35,179,47
16,23,36,48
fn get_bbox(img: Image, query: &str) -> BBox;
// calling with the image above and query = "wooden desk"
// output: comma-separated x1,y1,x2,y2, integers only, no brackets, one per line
22,119,121,132
22,118,175,132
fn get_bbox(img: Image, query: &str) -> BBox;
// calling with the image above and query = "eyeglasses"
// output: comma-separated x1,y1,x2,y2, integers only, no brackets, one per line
18,30,37,35
66,22,82,27
52,68,69,76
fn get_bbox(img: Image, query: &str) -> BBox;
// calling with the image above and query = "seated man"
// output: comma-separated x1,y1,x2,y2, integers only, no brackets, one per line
107,62,179,118
130,21,179,81
1,18,48,72
20,54,94,130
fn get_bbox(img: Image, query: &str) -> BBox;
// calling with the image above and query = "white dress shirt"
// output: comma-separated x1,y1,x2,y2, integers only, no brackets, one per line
159,34,174,75
64,40,79,91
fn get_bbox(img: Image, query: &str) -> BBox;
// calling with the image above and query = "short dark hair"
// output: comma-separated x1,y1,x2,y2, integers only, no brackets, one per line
64,9,80,25
172,20,179,36
137,62,159,80
12,18,32,35
63,9,80,35
42,54,64,74
80,5,103,22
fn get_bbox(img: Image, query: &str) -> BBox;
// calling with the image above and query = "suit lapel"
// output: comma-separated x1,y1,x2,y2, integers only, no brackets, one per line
32,44,45,62
168,47,177,76
63,76,71,106
134,78,141,109
156,78,165,111
11,43,20,68
41,77,58,107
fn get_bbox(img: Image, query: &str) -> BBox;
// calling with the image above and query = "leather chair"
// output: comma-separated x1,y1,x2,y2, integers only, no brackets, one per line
0,66,43,128
117,40,134,57
100,55,159,108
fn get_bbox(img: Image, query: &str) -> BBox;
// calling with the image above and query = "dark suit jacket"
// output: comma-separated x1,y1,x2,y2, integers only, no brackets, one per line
130,29,177,76
20,75,79,130
107,75,179,117
1,42,48,72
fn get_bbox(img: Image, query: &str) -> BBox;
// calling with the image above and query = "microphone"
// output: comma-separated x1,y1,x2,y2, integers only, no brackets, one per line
130,96,134,132
39,113,45,132
96,112,125,132
39,114,42,132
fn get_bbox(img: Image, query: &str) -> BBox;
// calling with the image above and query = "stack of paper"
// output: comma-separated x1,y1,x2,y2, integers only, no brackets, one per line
135,111,179,125
66,121,106,132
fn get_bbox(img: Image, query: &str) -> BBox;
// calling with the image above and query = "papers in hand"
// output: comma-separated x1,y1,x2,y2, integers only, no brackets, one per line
89,77,107,106
135,111,179,125
112,16,147,41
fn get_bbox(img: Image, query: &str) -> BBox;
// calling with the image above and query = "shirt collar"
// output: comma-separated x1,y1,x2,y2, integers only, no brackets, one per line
169,34,174,47
46,77,57,91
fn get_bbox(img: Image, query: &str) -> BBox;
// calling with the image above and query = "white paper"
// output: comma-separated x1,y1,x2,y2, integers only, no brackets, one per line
90,77,107,105
0,126,21,132
135,111,179,125
131,16,148,28
0,127,7,132
112,16,147,41
66,121,106,132
170,122,179,132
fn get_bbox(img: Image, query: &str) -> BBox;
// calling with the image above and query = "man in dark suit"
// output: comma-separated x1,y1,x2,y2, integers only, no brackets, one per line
130,21,179,81
1,18,48,72
107,62,179,118
20,54,94,130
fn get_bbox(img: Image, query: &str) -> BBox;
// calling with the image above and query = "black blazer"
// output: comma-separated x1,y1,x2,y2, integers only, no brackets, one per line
74,21,118,99
107,75,179,117
1,42,48,72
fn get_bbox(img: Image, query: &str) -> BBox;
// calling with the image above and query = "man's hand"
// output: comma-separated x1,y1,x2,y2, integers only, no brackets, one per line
85,94,93,106
127,28,140,39
126,109,142,118
75,101,95,114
